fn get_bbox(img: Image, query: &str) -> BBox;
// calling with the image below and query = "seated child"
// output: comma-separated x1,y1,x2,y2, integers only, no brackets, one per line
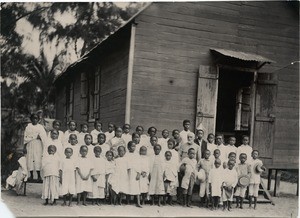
60,147,76,206
180,148,197,207
91,121,102,145
88,146,106,205
222,160,238,211
97,133,110,158
6,149,28,195
78,123,89,146
121,124,132,146
105,151,116,204
139,146,150,205
164,151,178,205
108,127,126,158
76,145,94,206
104,122,115,142
197,149,214,207
208,158,224,210
41,145,61,205
234,153,251,209
149,144,165,206
158,129,170,154
248,150,266,209
127,141,142,207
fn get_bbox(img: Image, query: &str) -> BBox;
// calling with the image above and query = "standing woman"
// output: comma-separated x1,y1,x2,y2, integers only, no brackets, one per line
24,113,47,182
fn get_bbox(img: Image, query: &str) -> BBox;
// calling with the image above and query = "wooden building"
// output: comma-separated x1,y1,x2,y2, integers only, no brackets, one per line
54,2,299,170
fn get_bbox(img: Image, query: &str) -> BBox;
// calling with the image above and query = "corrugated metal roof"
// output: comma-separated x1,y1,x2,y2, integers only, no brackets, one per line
211,48,275,63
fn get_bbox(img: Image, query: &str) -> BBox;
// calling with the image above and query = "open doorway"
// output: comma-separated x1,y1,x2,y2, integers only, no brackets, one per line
216,69,254,145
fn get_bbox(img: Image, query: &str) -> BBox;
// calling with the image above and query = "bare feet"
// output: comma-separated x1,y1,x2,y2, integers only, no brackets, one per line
61,202,66,206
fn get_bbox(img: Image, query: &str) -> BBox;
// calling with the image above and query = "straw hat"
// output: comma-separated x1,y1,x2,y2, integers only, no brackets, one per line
196,169,206,182
238,175,250,187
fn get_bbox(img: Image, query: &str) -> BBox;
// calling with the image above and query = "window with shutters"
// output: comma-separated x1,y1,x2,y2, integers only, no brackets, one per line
81,72,88,115
66,82,74,122
235,87,251,131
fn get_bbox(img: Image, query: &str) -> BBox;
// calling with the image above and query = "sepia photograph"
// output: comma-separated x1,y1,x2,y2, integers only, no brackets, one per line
1,1,299,217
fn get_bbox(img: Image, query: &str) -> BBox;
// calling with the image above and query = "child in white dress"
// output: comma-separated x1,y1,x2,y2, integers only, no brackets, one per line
78,123,89,146
64,134,79,158
91,121,102,145
41,145,61,205
44,130,63,160
76,145,94,206
64,120,79,145
48,120,64,144
84,134,95,160
97,133,110,158
139,146,150,205
24,113,47,182
222,160,238,211
158,129,170,155
164,151,178,205
237,135,253,164
60,147,76,206
88,146,106,205
108,127,126,158
105,151,116,204
132,132,142,154
121,124,132,146
136,125,149,147
149,144,165,206
127,141,142,207
104,122,115,142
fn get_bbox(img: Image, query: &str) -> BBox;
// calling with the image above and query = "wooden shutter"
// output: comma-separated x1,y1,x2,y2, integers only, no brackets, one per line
80,72,88,115
252,73,277,159
196,65,218,135
66,82,74,122
93,68,100,119
235,87,251,130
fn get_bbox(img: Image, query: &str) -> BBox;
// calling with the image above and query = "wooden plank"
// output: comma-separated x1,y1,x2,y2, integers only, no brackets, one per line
260,178,275,205
274,170,282,197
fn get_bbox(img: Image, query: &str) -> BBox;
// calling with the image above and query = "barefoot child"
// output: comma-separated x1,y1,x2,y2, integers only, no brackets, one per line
163,151,178,205
222,160,238,211
235,153,251,209
139,146,150,205
208,158,224,210
180,148,197,207
105,151,116,204
249,150,266,209
127,141,142,207
91,121,102,145
24,113,47,182
76,145,94,206
60,147,76,206
41,145,61,205
88,146,106,205
149,145,165,206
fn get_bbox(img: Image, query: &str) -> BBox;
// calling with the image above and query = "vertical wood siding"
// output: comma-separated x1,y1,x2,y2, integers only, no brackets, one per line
131,2,298,168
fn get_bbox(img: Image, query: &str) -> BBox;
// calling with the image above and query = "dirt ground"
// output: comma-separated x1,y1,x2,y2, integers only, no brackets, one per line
1,179,298,218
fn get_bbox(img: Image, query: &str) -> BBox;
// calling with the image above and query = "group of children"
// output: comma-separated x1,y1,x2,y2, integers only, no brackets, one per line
11,115,266,210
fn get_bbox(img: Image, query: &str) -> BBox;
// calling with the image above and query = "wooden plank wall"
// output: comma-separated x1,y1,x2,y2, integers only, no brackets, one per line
55,85,66,127
131,2,299,168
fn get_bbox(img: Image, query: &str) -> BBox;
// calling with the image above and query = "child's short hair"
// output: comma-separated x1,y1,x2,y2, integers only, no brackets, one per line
84,133,93,140
94,120,102,128
81,122,88,129
204,149,210,154
106,150,114,157
215,133,224,138
183,119,191,125
229,136,236,140
188,148,195,154
162,129,169,133
48,145,57,153
30,113,38,121
80,145,88,152
123,123,131,129
127,141,135,150
242,135,249,140
165,150,172,156
154,144,161,150
52,120,61,127
228,152,236,158
140,145,147,151
228,160,236,166
136,125,144,131
147,126,157,134
150,135,158,141
252,150,259,155
167,138,176,145
68,120,77,126
50,129,59,135
94,146,102,153
132,132,140,139
118,145,126,152
108,122,115,128
207,133,214,139
115,126,123,132
98,133,106,140
214,149,220,154
172,129,179,136
65,147,73,153
69,133,77,139
196,129,204,134
239,153,247,158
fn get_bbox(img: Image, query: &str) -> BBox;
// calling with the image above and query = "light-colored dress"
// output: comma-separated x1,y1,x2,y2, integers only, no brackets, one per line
216,144,228,164
75,156,94,193
104,131,115,143
64,143,80,160
149,154,165,195
237,145,253,163
110,156,129,194
121,133,132,149
42,154,61,201
105,159,116,195
108,137,126,158
64,130,79,145
98,143,111,158
180,130,191,145
158,137,169,155
88,156,106,199
90,129,102,144
60,158,76,195
44,138,64,160
197,158,214,197
78,132,89,146
164,159,178,196
222,168,238,201
249,159,263,184
127,152,141,195
207,143,217,157
47,130,64,145
180,157,197,190
208,167,224,197
226,145,237,155
24,123,47,171
139,155,150,193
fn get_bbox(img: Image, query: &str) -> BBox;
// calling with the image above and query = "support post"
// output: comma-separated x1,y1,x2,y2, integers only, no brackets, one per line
274,169,282,197
267,169,272,190
125,23,137,124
